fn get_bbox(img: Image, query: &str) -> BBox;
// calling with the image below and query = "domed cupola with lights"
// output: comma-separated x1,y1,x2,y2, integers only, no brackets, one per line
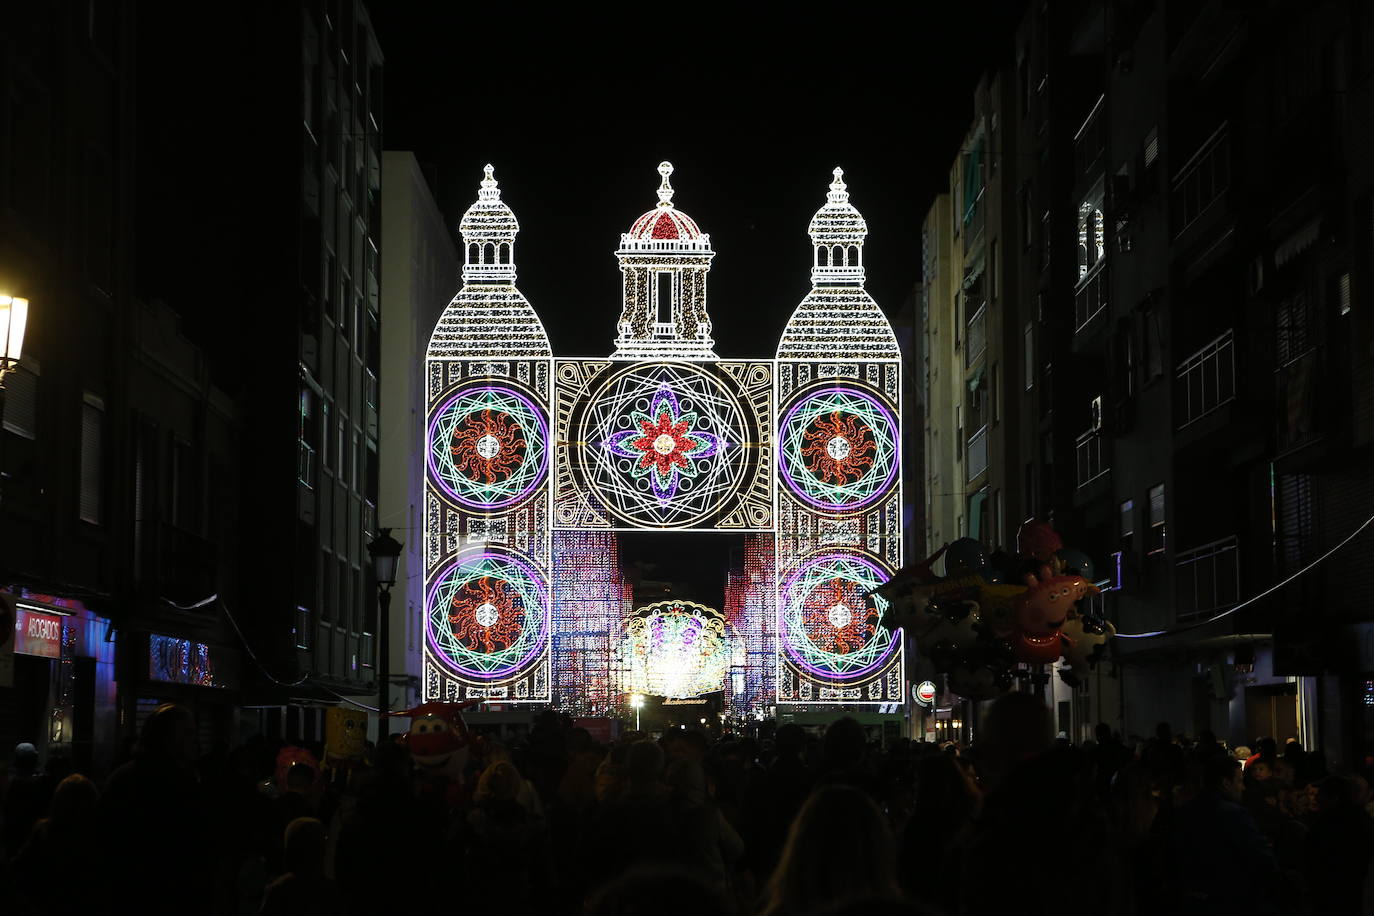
612,162,718,360
777,167,898,360
428,164,550,358
809,167,868,286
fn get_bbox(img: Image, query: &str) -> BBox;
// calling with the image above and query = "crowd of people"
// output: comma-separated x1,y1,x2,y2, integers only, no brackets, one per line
2,695,1374,915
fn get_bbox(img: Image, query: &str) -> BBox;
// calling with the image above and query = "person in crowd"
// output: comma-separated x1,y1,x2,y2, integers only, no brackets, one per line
585,864,736,916
1304,774,1374,916
662,755,744,894
10,773,101,915
1,742,49,860
260,817,344,916
814,717,878,799
759,785,904,916
98,703,212,916
1166,753,1278,914
742,724,814,880
1087,722,1132,804
464,760,550,912
898,753,979,913
584,740,676,890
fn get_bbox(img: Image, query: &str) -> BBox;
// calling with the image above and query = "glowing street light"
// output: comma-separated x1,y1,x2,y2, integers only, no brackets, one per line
0,295,28,384
630,693,645,731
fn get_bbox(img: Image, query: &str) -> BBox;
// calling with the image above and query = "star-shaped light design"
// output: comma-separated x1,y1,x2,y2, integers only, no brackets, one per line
607,384,723,502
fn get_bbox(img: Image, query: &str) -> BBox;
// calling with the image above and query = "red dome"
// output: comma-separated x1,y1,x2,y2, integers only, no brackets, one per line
627,206,703,241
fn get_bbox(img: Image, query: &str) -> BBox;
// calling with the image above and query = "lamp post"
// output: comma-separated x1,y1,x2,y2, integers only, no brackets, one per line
366,527,402,740
631,693,645,731
0,295,30,503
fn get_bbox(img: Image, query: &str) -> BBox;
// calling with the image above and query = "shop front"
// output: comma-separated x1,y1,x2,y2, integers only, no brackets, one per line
0,590,116,778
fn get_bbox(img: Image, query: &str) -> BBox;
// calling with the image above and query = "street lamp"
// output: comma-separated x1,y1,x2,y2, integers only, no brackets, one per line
367,527,402,739
630,693,645,731
0,295,29,504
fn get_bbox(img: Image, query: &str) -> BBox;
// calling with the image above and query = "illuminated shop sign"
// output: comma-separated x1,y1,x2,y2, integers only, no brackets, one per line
15,607,63,658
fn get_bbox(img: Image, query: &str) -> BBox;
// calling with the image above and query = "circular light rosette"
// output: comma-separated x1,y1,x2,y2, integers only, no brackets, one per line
780,552,898,680
779,385,899,513
428,383,548,511
578,363,751,528
426,551,548,681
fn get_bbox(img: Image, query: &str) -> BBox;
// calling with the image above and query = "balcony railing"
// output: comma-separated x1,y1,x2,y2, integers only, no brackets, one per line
1075,429,1108,487
298,440,316,489
1175,329,1236,429
1174,535,1240,622
1075,263,1107,332
1172,124,1230,238
966,426,988,482
965,303,987,367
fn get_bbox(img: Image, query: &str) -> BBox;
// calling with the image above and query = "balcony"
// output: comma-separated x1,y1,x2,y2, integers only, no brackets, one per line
966,426,988,483
965,303,987,367
1172,124,1230,239
1174,535,1240,623
1075,429,1108,487
298,440,317,489
1175,329,1236,429
1075,262,1107,333
1074,94,1105,181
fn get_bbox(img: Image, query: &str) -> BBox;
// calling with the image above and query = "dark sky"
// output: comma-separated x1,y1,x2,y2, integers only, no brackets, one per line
368,5,1023,358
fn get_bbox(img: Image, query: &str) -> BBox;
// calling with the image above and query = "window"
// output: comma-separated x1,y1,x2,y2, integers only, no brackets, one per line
1337,272,1352,317
656,272,672,325
322,549,334,622
1024,323,1035,390
80,393,105,524
1147,484,1166,554
295,606,312,650
1120,499,1135,549
1143,127,1159,170
1077,198,1105,282
1040,211,1051,268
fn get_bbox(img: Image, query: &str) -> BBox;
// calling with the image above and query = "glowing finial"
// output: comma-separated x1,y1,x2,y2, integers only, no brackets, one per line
657,161,675,208
479,163,500,200
827,167,849,204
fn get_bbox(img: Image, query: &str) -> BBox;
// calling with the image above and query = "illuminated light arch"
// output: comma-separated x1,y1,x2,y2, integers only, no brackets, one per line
779,551,898,681
427,382,549,511
427,550,548,682
779,384,899,513
617,600,733,699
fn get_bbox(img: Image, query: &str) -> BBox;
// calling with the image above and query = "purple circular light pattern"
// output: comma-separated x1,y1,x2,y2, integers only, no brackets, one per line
425,550,548,682
778,385,900,513
779,551,899,681
427,383,549,511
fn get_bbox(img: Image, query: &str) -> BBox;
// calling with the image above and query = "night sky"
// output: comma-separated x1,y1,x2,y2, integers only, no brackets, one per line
368,5,1022,357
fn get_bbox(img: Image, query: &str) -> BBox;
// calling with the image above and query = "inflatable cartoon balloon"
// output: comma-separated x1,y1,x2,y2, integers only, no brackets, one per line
943,537,990,578
1017,518,1064,565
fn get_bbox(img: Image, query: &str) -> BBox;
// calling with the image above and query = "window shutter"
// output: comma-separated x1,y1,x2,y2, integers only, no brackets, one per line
2,357,40,439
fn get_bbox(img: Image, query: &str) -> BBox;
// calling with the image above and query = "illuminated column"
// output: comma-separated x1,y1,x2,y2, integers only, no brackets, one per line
774,168,905,706
423,166,553,702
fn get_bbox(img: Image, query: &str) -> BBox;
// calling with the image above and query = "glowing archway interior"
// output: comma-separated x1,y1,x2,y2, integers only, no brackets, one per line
616,601,733,700
422,163,904,709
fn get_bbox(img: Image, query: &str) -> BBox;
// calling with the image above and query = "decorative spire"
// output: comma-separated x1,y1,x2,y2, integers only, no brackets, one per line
827,167,849,205
656,161,675,208
478,163,500,201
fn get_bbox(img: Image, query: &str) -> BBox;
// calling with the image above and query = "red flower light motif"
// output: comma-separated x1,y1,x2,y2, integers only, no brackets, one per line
630,411,702,479
448,576,524,655
450,409,527,485
801,411,877,485
804,577,873,654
